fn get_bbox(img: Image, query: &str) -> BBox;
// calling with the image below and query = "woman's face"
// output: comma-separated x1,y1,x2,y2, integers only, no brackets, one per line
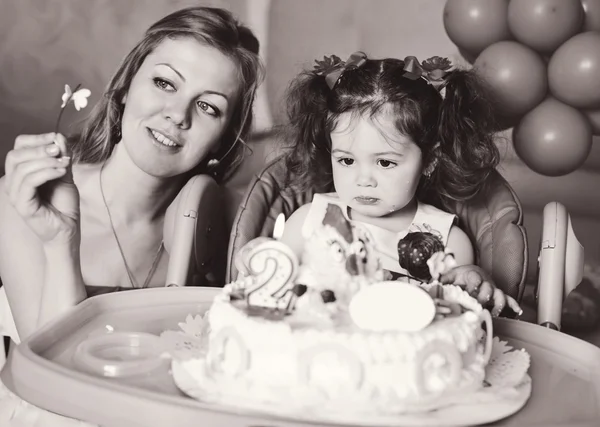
121,37,240,177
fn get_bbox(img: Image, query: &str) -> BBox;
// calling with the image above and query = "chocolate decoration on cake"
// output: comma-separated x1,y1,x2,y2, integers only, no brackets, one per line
292,284,308,297
320,289,337,303
397,231,445,281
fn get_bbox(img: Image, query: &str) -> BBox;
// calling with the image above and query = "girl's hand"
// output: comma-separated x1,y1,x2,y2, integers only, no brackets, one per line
3,133,80,244
439,264,522,317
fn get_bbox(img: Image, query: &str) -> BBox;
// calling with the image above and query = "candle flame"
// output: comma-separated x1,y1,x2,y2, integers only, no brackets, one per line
273,213,285,240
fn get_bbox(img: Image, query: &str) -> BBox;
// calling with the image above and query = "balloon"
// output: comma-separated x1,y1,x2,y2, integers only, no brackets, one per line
474,41,547,120
548,32,600,109
443,0,511,57
582,0,600,31
458,48,478,65
513,98,593,176
582,107,600,136
507,0,584,54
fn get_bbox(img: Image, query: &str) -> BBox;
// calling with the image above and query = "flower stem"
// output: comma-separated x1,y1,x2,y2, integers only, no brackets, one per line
54,83,81,134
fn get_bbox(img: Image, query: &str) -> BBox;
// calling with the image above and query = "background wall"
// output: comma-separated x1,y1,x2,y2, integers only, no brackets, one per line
1,0,599,281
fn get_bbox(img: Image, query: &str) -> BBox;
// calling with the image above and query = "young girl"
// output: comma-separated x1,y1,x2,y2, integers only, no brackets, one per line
280,52,520,317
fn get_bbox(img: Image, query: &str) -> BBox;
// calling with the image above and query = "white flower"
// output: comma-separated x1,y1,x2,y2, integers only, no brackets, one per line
60,84,91,111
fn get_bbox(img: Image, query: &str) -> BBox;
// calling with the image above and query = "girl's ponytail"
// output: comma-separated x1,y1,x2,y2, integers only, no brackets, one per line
283,71,332,191
433,69,500,206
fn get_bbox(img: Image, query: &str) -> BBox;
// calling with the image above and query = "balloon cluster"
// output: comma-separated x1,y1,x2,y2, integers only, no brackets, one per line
443,0,600,176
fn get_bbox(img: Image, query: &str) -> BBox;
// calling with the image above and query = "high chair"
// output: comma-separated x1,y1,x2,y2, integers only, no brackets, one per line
536,201,585,330
226,155,529,301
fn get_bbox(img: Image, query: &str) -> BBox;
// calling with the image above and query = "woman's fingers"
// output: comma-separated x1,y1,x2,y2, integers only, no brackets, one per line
5,143,62,181
8,157,70,208
52,133,69,157
11,167,67,217
13,132,57,149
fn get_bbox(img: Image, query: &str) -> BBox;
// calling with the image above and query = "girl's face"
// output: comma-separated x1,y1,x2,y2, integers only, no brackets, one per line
330,111,424,218
120,37,240,177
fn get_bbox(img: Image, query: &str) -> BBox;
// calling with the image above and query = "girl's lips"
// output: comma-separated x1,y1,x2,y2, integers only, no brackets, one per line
355,196,379,205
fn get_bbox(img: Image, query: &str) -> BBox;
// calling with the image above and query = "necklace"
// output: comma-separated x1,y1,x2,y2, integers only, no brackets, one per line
99,161,164,289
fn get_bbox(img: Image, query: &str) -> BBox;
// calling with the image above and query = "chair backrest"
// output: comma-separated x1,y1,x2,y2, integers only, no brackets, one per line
226,155,528,301
164,174,228,287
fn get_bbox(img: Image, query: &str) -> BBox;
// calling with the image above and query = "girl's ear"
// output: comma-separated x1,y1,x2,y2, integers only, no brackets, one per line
121,93,127,104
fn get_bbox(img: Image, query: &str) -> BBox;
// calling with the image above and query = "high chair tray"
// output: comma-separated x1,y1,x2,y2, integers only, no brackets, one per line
2,287,600,427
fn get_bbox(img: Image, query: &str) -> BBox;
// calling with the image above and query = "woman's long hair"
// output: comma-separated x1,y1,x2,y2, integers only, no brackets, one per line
73,7,263,183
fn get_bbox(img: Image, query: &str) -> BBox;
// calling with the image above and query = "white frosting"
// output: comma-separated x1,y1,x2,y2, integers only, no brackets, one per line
349,281,436,332
197,284,491,414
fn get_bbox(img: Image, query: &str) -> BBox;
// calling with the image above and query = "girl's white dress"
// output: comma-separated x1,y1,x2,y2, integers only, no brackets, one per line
303,193,456,280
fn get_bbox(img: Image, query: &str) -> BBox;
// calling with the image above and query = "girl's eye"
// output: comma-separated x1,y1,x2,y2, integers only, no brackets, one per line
377,159,397,168
197,101,219,117
153,78,175,91
338,157,354,166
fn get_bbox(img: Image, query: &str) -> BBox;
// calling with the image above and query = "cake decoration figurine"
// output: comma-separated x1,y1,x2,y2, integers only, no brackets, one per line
395,230,466,319
295,204,382,304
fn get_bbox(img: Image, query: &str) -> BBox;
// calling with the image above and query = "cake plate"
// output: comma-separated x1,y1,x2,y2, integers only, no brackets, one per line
2,287,600,427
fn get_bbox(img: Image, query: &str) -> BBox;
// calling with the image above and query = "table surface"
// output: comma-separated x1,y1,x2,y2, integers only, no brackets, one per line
3,287,600,427
490,318,600,426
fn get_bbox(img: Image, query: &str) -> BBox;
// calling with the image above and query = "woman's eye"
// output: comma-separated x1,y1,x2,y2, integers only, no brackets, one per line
338,157,354,166
153,78,174,91
197,101,219,117
377,159,397,168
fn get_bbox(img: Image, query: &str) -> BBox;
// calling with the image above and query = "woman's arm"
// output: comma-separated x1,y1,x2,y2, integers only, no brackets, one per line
0,177,86,340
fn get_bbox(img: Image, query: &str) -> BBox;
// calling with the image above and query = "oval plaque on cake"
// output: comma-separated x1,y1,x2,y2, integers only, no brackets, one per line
349,281,436,332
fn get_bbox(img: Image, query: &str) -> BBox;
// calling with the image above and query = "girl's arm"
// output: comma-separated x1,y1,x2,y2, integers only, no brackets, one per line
0,179,86,341
442,224,521,315
446,225,474,266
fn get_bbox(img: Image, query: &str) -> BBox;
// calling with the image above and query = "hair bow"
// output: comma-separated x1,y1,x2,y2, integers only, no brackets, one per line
313,51,367,90
402,56,453,95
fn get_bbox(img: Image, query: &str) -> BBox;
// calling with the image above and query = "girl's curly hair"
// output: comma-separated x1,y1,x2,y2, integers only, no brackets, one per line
282,57,500,208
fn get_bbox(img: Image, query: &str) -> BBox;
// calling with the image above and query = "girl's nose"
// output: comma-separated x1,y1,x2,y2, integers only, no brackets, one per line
356,168,376,187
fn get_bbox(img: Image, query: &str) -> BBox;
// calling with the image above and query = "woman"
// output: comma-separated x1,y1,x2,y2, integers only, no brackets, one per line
0,6,263,344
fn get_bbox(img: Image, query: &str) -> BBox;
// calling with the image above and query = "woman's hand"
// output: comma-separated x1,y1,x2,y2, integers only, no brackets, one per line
439,264,522,317
3,132,80,244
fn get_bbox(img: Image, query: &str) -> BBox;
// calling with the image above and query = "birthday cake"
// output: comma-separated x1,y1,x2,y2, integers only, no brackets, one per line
174,204,497,417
